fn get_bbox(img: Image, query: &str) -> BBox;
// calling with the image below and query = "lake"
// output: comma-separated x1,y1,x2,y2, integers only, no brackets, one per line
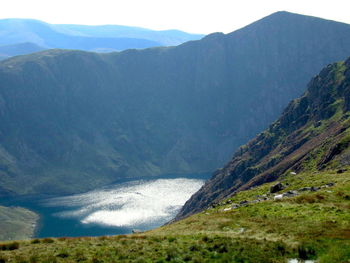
0,173,209,238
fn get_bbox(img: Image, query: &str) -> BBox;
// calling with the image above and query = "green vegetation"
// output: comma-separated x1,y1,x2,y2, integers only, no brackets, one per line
0,206,38,241
0,170,349,262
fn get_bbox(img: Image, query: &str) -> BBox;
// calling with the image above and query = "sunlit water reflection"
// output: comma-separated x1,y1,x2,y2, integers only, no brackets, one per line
45,178,204,229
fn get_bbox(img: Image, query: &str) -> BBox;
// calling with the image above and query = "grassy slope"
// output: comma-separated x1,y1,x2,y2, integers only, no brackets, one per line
0,206,38,241
0,169,349,262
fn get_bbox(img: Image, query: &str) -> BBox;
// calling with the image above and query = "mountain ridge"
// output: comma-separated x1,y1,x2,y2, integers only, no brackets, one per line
2,12,350,196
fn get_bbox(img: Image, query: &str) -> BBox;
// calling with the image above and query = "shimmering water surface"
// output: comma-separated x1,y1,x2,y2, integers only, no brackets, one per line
1,175,208,238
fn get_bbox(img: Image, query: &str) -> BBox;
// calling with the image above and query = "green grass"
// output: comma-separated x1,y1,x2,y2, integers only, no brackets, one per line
0,170,349,262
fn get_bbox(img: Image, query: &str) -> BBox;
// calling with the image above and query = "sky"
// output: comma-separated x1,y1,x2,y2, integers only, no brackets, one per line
1,0,349,34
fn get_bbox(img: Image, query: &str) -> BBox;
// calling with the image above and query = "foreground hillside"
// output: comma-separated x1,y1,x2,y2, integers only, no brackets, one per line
178,56,350,219
2,12,350,196
0,170,349,262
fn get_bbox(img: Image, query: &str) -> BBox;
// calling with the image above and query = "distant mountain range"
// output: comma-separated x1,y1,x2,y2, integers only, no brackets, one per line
1,12,350,196
0,18,204,58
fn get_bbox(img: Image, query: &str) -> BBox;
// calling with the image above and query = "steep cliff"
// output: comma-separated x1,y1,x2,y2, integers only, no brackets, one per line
177,57,350,219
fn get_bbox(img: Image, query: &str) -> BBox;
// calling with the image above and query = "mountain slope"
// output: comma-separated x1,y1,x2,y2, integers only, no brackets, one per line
0,19,203,53
2,12,350,196
0,206,38,241
177,56,350,219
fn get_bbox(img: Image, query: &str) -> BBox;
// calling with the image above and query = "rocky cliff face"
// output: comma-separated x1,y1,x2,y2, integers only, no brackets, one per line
2,12,350,195
176,57,350,220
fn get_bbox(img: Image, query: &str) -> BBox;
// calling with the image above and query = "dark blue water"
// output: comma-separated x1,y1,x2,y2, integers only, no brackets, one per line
0,173,210,238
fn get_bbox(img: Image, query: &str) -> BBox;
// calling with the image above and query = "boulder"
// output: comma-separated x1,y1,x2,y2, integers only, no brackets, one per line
239,200,249,206
270,182,285,193
274,194,284,200
282,190,298,197
337,169,347,174
299,187,312,191
310,186,320,191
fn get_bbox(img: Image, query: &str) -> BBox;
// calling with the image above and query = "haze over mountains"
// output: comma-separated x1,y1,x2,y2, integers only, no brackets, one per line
1,11,350,197
0,18,203,59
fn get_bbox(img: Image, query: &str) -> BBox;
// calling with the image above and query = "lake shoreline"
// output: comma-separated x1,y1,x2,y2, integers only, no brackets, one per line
1,174,210,239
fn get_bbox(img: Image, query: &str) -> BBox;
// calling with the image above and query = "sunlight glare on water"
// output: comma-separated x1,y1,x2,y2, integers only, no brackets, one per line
44,178,204,228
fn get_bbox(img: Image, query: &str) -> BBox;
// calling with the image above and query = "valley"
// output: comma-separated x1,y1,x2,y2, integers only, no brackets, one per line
0,10,350,262
2,12,350,198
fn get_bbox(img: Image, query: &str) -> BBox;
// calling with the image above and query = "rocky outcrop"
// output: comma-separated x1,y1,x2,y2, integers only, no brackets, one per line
176,57,350,220
270,182,285,193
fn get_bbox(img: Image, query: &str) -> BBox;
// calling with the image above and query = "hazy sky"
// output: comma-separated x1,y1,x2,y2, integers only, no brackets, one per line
1,0,349,34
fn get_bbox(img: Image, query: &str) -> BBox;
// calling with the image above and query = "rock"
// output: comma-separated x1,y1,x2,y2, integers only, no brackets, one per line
310,186,320,191
132,229,143,234
274,194,284,200
299,187,312,191
223,207,232,212
238,227,245,233
282,190,298,197
231,204,240,209
270,182,285,193
337,169,347,174
326,182,335,187
239,200,249,206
